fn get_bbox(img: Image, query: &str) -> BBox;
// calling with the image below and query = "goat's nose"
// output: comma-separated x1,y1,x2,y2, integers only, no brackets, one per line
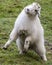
27,8,29,12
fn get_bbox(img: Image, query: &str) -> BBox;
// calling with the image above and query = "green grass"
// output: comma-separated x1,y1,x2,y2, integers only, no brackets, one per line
0,0,52,65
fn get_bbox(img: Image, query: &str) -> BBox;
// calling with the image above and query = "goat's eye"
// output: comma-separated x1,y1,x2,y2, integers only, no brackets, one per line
26,41,28,44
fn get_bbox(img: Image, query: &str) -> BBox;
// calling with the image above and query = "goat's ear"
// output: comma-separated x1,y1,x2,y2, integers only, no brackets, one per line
24,6,28,13
37,3,41,17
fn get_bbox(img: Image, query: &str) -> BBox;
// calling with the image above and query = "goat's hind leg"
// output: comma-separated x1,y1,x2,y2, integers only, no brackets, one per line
3,28,18,49
35,40,47,61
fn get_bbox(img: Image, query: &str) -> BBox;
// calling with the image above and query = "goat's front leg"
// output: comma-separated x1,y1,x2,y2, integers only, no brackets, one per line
16,38,25,54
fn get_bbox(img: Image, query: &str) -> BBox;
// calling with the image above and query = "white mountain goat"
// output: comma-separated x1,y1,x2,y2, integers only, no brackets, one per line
3,2,47,61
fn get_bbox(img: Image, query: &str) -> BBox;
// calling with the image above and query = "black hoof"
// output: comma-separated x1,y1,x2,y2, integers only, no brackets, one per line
23,50,27,54
3,47,7,50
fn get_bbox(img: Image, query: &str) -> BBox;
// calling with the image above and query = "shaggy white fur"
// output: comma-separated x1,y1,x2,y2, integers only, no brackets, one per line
3,2,47,61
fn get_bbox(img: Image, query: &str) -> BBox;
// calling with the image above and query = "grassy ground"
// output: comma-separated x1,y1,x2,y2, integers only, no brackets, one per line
0,0,52,65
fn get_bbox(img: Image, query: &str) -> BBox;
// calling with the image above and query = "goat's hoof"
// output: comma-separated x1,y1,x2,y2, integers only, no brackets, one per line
3,47,7,50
